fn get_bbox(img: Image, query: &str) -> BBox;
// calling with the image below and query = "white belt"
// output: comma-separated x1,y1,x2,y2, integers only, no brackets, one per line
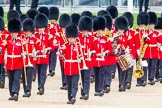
96,58,104,61
65,59,79,63
7,55,21,58
37,55,47,58
149,44,157,47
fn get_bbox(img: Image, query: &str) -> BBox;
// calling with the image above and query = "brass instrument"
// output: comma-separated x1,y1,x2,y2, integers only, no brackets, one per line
32,48,37,60
133,58,144,78
77,38,88,70
104,29,112,37
25,42,33,67
139,29,148,58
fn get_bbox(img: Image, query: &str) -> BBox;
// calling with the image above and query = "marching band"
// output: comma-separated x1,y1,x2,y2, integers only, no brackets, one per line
0,5,162,104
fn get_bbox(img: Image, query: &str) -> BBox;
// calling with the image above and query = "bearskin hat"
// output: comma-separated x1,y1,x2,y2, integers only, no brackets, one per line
26,9,39,20
38,6,49,18
106,5,118,19
23,18,35,33
137,12,150,25
103,15,112,30
49,7,59,21
35,13,48,29
122,12,134,28
148,11,157,25
8,18,22,33
0,17,4,31
20,14,28,22
93,16,106,31
97,10,110,16
71,13,81,26
155,18,162,29
115,16,128,31
65,23,78,38
81,11,92,18
7,10,20,22
59,13,71,28
78,16,92,32
0,6,4,18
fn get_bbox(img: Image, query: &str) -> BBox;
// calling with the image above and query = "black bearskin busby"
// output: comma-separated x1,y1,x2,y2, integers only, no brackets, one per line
8,18,22,33
137,12,150,25
35,13,48,29
59,13,71,28
81,11,93,18
106,5,118,19
122,12,134,28
0,6,4,18
26,9,39,20
115,16,128,31
97,10,110,16
71,13,81,26
49,7,59,21
0,17,4,31
103,15,112,30
93,16,106,31
148,11,157,25
66,23,78,38
155,18,162,29
20,14,28,22
78,16,92,32
23,18,35,33
7,10,20,22
38,6,49,18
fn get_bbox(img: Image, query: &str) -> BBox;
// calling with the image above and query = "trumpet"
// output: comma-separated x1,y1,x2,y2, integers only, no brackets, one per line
77,38,88,70
133,58,144,78
25,43,33,67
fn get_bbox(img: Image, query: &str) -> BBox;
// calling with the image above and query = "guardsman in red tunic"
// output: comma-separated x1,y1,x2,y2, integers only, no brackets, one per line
135,12,150,87
156,18,162,83
0,17,9,88
103,15,114,93
34,13,50,95
143,12,158,85
48,7,60,77
106,5,118,78
61,24,80,104
78,16,93,100
114,16,129,92
122,12,136,89
93,16,111,96
58,13,72,90
21,18,38,97
6,19,23,101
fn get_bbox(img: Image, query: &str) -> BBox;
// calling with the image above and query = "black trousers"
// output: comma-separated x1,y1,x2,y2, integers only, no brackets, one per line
9,0,22,14
31,0,39,9
139,0,149,12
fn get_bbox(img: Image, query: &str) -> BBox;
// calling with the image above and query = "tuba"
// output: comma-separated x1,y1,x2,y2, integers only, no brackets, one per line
133,58,144,78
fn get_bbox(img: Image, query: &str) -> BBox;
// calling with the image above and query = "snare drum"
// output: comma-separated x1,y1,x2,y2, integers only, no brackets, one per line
117,54,135,71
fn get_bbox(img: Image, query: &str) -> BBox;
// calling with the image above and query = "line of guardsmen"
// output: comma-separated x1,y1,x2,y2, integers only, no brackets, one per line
0,5,162,105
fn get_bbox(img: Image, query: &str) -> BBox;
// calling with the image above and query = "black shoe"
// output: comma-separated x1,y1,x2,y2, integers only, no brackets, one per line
0,81,4,88
60,85,67,90
112,73,115,79
80,94,89,100
148,80,155,85
125,83,131,89
23,92,31,97
104,87,110,93
119,86,125,92
37,89,44,95
142,81,147,87
32,76,36,82
94,92,100,96
90,76,94,83
48,71,55,77
136,83,142,87
99,91,104,96
9,94,18,101
71,98,76,104
67,101,72,104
